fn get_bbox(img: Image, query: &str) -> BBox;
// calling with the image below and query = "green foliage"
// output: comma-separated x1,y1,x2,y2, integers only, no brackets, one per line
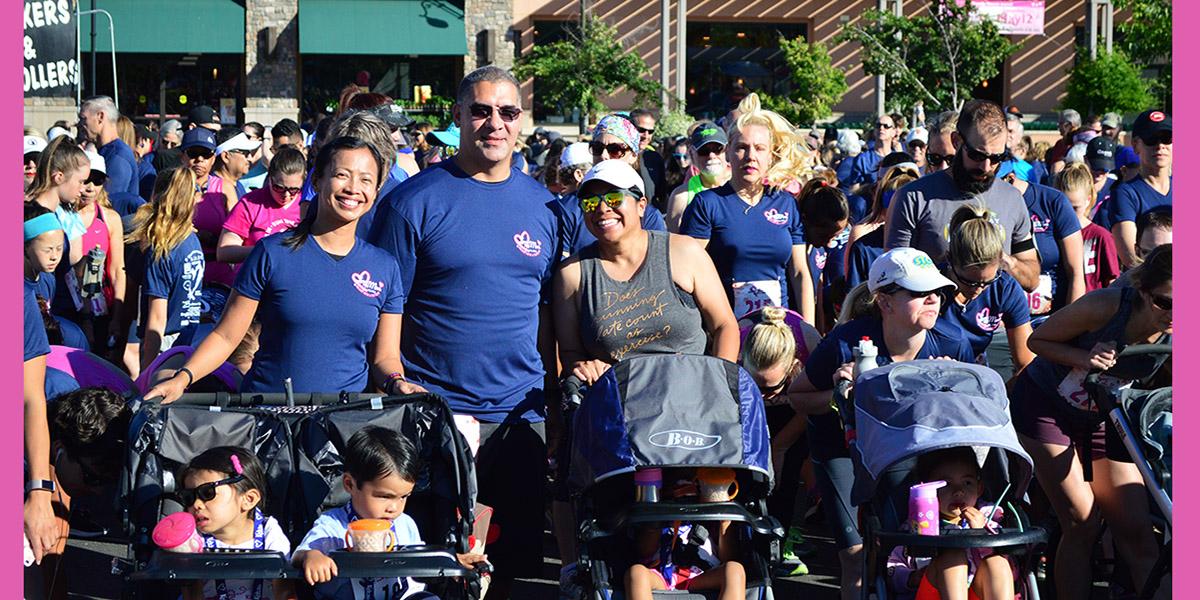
655,108,694,141
514,18,665,126
756,38,847,127
836,0,1019,113
1112,0,1171,108
1063,48,1154,116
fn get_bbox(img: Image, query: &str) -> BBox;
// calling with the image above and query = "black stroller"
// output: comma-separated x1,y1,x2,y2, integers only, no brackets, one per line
118,391,482,599
568,354,784,600
836,360,1047,600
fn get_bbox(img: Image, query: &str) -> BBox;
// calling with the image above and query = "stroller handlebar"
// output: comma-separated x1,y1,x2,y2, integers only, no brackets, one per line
142,392,387,407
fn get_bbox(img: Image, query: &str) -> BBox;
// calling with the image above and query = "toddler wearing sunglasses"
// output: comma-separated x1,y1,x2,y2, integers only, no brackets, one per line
177,446,293,600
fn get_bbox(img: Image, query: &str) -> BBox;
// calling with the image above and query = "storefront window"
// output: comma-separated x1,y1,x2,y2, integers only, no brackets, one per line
300,55,460,122
81,53,242,123
686,21,807,119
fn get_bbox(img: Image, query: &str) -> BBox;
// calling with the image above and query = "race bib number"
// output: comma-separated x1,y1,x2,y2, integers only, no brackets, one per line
1056,367,1131,412
353,577,410,600
1026,274,1053,315
732,280,783,319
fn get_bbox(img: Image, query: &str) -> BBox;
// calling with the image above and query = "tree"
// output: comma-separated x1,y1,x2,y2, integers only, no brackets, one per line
514,18,665,129
1062,48,1153,116
836,0,1019,113
1112,0,1171,108
757,37,848,127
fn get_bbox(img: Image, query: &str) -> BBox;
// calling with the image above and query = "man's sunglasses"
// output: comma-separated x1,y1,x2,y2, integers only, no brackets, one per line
926,152,949,167
876,122,895,130
185,148,214,160
271,182,302,196
962,143,1010,164
590,142,631,159
635,125,655,135
580,189,635,212
468,104,522,123
951,265,999,289
1140,132,1172,146
174,473,244,506
696,143,725,157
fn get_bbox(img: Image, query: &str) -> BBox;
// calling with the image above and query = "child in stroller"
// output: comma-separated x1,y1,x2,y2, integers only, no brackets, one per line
175,446,293,600
293,426,486,599
887,447,1014,600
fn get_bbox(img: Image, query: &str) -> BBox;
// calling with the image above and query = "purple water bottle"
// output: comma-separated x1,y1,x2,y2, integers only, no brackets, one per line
634,468,663,503
909,480,946,536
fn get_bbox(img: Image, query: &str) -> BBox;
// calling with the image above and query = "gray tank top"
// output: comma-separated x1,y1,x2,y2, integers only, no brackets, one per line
579,230,707,362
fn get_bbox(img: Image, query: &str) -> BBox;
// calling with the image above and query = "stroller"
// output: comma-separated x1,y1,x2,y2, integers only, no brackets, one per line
836,360,1047,600
568,354,784,600
1075,343,1172,599
118,391,482,600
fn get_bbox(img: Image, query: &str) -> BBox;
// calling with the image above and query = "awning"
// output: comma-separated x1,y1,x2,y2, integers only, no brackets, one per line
78,0,245,54
299,0,466,55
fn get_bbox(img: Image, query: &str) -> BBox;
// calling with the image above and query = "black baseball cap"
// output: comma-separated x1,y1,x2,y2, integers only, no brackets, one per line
1085,136,1117,172
187,105,220,127
1131,110,1171,142
690,121,728,151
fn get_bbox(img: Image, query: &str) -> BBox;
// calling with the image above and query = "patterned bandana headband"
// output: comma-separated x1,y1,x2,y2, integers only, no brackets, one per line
592,114,641,154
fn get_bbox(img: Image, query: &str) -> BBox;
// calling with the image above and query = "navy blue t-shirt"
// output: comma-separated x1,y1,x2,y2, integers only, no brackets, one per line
367,159,559,422
933,271,1030,360
25,275,55,306
802,316,974,460
556,191,667,258
99,138,140,200
24,286,50,362
1091,178,1116,230
234,233,405,394
845,227,886,290
835,156,855,190
1023,183,1081,297
680,184,806,311
137,156,157,204
140,234,204,337
846,148,884,188
808,225,851,303
1109,175,1171,226
847,193,870,225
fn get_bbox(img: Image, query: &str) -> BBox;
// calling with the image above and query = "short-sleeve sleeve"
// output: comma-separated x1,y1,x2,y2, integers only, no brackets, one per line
143,250,176,300
845,239,873,289
1051,191,1082,239
294,513,347,556
1000,277,1031,328
1108,185,1139,225
232,240,272,301
789,201,807,246
642,205,667,232
366,202,420,299
104,155,136,198
222,197,255,239
24,287,50,362
884,186,918,250
381,258,406,314
1097,231,1121,284
1009,199,1033,246
679,194,714,240
264,517,292,554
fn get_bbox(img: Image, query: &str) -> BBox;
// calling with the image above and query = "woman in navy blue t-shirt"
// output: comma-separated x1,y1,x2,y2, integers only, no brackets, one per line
784,248,973,599
148,137,424,401
933,203,1034,375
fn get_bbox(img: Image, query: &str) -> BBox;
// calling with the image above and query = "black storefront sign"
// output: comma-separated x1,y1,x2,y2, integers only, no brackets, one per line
24,0,78,97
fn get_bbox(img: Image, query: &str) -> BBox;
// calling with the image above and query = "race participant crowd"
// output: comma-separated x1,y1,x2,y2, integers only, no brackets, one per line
21,64,1171,600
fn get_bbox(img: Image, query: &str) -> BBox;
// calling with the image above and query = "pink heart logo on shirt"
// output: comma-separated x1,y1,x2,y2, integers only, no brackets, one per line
513,231,543,257
763,208,789,226
975,306,1004,332
351,270,385,298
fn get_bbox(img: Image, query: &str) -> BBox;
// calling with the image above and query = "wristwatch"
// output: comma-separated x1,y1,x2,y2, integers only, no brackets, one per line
25,479,55,496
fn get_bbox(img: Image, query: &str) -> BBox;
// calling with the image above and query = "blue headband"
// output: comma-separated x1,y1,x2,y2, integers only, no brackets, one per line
24,213,63,241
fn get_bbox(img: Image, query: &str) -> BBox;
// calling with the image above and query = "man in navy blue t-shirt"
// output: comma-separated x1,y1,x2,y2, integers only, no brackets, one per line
79,96,141,212
1110,109,1172,267
367,66,558,596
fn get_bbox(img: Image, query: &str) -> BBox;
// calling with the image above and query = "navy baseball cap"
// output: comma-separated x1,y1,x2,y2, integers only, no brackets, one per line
1085,136,1117,172
1131,110,1171,142
180,128,217,152
690,121,728,151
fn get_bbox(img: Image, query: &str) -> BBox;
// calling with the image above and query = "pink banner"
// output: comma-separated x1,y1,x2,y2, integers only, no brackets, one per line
960,0,1046,36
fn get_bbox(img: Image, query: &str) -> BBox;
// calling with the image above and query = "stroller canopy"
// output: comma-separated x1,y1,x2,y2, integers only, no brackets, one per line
570,354,771,491
850,360,1033,505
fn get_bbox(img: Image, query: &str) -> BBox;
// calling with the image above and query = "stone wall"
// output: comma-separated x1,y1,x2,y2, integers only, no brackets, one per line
24,97,77,136
465,0,516,72
244,0,300,125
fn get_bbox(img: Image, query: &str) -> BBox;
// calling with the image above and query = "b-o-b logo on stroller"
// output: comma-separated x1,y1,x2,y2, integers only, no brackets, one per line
649,429,722,450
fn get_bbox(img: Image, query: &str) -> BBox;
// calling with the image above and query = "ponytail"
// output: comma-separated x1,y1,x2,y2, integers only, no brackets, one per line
947,203,1004,270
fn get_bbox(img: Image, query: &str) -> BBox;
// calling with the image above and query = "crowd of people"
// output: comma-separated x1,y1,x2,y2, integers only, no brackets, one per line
22,65,1171,600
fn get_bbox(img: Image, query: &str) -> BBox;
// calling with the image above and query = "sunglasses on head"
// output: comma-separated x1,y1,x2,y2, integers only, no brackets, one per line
590,141,631,159
174,473,244,507
926,152,949,167
635,125,655,135
1149,293,1172,311
468,103,522,123
271,181,302,196
962,142,1010,164
185,148,214,160
1140,132,1172,146
580,189,635,212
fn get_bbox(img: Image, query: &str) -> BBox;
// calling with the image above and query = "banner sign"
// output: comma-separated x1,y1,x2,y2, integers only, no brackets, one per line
965,0,1045,36
24,0,78,97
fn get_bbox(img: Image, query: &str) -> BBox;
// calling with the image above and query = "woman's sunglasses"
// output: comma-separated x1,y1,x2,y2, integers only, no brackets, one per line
185,148,214,160
580,189,634,212
271,182,302,196
86,173,107,186
1149,293,1172,311
589,142,631,159
174,473,244,506
951,266,999,289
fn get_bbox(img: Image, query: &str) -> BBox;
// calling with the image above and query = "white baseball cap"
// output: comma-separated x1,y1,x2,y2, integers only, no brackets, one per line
867,248,956,294
84,150,106,175
579,159,645,197
216,132,262,155
46,127,70,141
24,135,47,155
560,142,592,168
906,127,929,146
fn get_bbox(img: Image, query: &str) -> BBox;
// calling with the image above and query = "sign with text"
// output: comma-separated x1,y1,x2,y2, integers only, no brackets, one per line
24,0,78,97
963,0,1045,36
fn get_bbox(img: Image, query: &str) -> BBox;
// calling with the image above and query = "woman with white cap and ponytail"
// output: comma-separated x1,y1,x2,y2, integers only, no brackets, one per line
75,150,126,347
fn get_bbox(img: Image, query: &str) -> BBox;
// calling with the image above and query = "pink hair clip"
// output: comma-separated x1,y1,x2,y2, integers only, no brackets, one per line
230,454,244,475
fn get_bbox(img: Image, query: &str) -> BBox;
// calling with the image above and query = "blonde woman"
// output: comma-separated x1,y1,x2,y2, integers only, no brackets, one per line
1057,162,1120,291
845,164,920,289
933,203,1035,377
680,93,815,322
127,168,205,369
